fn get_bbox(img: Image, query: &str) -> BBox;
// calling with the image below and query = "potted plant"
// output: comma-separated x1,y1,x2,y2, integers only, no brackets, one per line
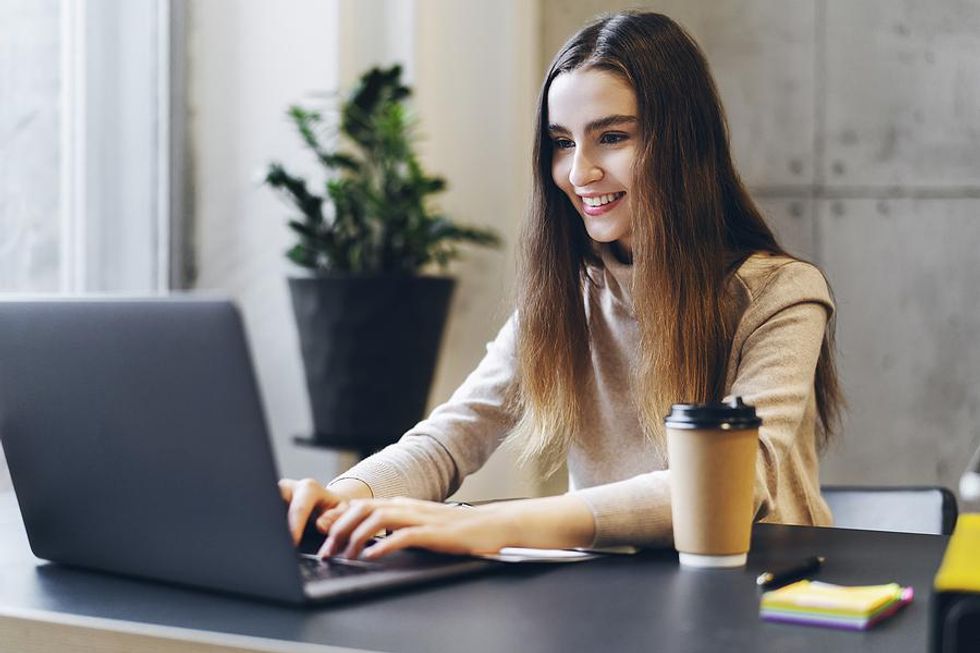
265,65,499,457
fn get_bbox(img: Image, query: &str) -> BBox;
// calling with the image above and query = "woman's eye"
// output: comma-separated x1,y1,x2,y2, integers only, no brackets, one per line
553,138,574,150
600,132,628,144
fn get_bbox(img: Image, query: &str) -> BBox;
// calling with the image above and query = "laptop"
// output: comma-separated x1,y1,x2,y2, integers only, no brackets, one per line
0,297,495,604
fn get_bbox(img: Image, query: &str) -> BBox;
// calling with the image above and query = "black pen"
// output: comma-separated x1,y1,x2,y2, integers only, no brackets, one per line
756,555,825,589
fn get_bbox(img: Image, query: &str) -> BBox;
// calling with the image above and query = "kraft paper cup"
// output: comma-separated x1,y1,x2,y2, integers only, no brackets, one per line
666,397,761,569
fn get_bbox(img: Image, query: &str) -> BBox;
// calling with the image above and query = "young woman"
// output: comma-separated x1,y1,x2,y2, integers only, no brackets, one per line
280,11,843,561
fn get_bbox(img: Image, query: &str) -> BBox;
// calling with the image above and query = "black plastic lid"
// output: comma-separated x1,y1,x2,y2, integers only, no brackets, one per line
663,397,762,430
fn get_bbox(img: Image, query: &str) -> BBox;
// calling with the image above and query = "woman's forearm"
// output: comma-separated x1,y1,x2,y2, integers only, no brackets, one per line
490,494,596,550
317,493,597,559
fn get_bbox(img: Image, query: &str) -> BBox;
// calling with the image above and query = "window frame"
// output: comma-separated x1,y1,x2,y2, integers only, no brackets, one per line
59,0,182,293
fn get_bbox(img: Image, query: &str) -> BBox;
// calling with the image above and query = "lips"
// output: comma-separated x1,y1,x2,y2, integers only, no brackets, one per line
580,192,626,216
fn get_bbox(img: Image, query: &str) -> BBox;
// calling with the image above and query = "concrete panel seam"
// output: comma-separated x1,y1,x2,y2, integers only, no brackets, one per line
752,185,980,200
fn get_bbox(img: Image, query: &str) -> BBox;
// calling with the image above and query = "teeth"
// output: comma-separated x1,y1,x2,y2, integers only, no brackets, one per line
582,192,623,207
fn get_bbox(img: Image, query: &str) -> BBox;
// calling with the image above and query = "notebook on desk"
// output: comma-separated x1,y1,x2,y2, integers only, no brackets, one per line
0,298,495,604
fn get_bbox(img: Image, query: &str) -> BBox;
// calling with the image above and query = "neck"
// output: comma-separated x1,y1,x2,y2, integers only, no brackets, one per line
610,241,633,265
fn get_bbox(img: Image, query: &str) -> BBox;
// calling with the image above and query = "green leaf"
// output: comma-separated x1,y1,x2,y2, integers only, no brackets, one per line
266,64,500,274
286,244,318,269
318,151,361,172
265,163,324,225
427,217,501,247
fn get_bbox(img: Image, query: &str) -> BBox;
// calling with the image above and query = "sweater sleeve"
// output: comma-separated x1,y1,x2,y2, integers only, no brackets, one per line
573,263,832,548
728,267,833,524
329,314,520,500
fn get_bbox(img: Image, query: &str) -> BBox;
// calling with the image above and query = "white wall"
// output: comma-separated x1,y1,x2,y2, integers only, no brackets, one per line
188,0,341,480
188,0,543,499
410,0,543,500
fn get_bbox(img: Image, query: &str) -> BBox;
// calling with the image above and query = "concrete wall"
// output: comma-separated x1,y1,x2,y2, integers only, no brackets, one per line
543,0,980,495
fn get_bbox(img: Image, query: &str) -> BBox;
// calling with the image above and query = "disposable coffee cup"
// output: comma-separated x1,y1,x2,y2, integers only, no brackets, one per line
666,397,761,569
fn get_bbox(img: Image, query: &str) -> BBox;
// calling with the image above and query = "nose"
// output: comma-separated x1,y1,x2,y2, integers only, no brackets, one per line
568,147,602,187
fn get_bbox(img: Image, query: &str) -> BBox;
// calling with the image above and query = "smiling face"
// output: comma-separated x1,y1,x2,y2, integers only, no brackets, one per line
548,67,639,257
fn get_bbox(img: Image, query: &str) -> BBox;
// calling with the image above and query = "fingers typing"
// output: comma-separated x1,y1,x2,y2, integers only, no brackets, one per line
284,478,335,545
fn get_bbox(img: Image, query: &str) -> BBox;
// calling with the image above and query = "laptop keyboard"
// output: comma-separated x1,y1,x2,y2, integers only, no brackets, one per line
299,554,381,582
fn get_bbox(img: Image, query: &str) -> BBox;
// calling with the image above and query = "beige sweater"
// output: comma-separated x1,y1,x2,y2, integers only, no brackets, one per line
332,246,834,548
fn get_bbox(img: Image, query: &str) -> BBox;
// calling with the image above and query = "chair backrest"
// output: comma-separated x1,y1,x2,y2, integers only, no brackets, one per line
821,485,958,535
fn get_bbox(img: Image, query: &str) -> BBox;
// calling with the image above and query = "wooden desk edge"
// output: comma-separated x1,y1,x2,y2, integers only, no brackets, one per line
0,605,376,653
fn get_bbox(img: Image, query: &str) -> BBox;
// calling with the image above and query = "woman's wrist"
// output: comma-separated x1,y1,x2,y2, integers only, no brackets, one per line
487,494,596,550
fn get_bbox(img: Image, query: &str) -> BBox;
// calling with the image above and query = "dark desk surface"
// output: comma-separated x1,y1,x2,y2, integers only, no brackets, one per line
0,492,948,653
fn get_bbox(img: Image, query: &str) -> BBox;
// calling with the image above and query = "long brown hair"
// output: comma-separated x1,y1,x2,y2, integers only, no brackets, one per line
511,12,843,473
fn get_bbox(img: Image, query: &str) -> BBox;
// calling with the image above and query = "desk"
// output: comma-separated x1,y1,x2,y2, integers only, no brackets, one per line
0,492,947,653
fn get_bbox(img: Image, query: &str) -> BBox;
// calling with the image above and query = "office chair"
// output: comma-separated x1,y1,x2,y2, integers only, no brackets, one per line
821,485,958,535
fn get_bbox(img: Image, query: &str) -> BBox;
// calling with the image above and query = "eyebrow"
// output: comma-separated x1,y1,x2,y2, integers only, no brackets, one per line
547,114,638,135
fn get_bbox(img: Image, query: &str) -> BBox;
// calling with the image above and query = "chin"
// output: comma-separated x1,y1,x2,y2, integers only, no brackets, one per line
583,228,628,245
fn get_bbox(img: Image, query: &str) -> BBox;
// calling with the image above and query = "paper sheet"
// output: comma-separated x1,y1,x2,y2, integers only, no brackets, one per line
476,545,638,563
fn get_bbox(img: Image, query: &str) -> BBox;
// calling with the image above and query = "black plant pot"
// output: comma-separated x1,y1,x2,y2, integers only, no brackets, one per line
288,275,455,454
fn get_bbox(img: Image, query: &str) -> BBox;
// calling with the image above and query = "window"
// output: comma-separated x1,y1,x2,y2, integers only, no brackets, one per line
1,0,179,294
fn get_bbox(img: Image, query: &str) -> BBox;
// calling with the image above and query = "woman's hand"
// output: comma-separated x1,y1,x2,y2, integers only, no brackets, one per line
318,497,514,560
278,477,372,546
319,494,597,561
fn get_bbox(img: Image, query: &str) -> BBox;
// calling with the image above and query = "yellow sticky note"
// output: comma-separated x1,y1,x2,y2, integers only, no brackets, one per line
761,581,904,617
